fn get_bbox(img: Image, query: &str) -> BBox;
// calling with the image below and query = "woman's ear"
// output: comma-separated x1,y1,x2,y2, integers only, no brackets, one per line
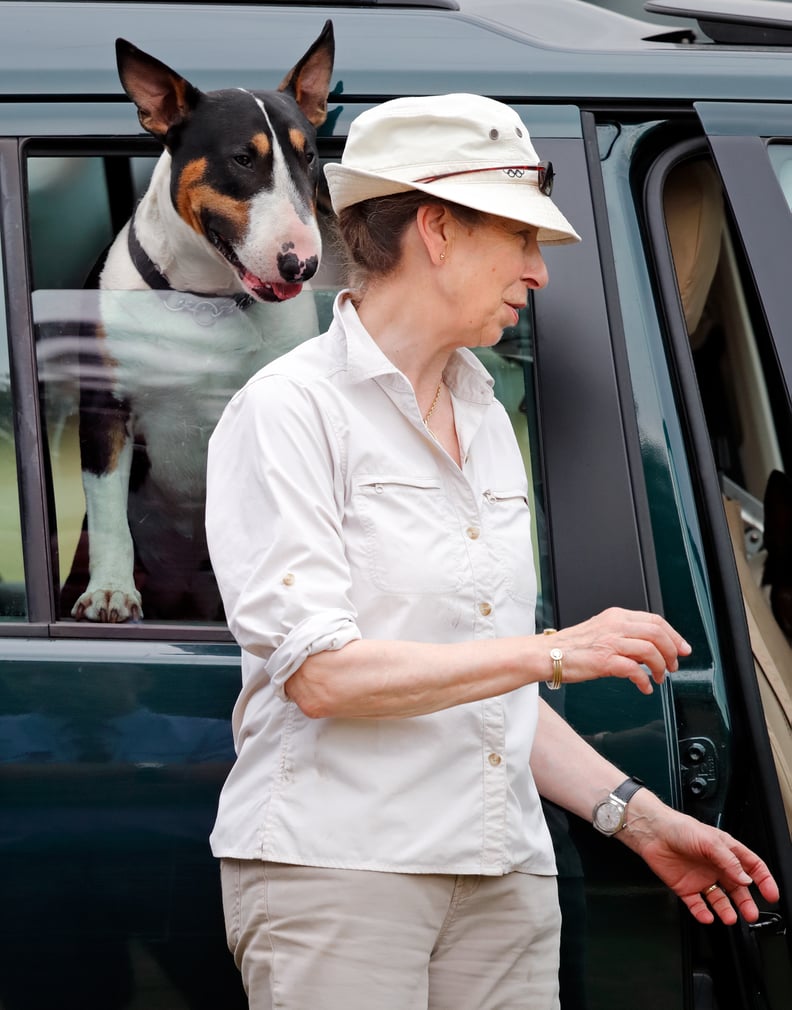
415,203,454,266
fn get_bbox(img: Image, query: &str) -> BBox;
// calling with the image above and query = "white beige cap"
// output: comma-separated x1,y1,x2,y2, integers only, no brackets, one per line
325,93,581,245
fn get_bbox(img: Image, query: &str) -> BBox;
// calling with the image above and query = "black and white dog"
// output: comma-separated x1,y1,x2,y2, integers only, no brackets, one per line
62,21,335,622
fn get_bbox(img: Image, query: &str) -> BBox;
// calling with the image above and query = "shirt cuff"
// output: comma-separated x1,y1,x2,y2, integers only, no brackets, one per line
266,610,362,701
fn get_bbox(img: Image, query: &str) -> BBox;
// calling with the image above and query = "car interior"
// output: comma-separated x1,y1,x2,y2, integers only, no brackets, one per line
663,154,792,829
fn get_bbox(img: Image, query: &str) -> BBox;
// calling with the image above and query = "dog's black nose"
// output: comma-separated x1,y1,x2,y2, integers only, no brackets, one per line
277,249,318,283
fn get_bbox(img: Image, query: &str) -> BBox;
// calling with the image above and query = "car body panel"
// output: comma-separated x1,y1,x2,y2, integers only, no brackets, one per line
0,2,790,103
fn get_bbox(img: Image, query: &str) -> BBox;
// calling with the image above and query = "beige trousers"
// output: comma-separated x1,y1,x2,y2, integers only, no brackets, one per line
220,859,561,1010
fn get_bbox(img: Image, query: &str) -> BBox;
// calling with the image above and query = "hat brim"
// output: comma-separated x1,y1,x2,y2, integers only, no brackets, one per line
324,162,581,246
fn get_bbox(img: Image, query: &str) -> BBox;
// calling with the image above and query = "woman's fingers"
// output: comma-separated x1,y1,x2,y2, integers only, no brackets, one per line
682,886,739,925
696,840,780,924
557,608,691,691
690,880,764,926
606,609,690,670
682,890,718,925
711,837,780,904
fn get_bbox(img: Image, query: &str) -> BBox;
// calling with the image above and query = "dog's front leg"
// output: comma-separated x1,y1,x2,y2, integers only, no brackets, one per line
72,404,143,622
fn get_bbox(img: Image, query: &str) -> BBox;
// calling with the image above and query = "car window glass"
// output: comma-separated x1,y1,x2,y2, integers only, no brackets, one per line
30,154,131,623
475,317,553,626
0,240,26,619
28,150,554,628
663,156,786,510
768,141,792,211
663,154,792,817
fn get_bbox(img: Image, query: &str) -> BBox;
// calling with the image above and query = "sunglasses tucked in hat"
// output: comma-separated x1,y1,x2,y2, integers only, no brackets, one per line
324,93,581,245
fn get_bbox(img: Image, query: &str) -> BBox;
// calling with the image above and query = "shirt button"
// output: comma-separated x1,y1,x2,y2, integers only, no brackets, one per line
282,573,295,586
466,526,480,540
488,753,502,766
479,602,492,617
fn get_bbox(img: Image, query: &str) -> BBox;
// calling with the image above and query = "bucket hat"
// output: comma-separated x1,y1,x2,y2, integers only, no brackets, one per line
324,93,581,245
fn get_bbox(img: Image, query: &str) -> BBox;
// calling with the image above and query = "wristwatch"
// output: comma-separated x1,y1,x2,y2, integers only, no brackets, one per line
592,776,645,836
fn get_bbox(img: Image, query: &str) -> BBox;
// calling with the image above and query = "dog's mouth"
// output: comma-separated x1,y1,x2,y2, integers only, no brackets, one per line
243,271,303,303
208,231,303,303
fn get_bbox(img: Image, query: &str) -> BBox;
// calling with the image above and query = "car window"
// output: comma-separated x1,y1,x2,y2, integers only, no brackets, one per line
0,239,26,619
27,147,554,629
660,150,792,830
768,141,792,211
30,152,145,622
475,313,554,628
663,156,786,506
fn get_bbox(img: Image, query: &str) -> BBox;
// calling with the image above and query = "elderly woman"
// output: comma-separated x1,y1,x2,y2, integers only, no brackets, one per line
205,94,778,1010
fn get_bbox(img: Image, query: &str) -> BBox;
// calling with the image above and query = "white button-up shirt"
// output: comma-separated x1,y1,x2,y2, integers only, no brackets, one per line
205,294,555,876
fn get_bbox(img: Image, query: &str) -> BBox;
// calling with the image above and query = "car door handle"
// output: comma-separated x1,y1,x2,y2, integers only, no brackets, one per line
747,911,786,936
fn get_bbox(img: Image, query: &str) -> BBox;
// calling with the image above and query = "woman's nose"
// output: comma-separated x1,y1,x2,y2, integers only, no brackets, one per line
524,245,549,290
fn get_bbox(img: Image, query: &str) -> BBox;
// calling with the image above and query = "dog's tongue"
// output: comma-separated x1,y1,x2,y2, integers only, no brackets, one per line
270,281,303,301
243,270,303,302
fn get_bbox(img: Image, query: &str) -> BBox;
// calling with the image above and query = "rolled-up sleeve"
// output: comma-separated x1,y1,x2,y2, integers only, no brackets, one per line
266,610,360,699
206,370,361,701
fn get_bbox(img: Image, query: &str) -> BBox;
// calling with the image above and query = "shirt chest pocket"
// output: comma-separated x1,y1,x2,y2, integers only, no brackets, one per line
482,489,537,606
353,474,466,595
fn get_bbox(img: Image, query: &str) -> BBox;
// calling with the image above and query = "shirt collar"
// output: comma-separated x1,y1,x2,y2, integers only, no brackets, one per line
332,291,495,406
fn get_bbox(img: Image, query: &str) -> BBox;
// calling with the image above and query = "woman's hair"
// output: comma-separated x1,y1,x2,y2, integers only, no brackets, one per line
336,191,483,290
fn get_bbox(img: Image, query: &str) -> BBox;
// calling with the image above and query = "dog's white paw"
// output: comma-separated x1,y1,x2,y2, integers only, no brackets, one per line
71,585,143,623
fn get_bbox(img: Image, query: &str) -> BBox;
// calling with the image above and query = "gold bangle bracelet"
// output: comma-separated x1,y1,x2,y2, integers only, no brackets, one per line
542,628,563,690
549,647,564,690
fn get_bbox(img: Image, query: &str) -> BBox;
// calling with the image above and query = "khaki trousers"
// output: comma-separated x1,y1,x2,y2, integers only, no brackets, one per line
220,859,561,1010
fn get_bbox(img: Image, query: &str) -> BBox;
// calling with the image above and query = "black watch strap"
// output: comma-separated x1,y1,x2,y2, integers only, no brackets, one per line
612,776,645,805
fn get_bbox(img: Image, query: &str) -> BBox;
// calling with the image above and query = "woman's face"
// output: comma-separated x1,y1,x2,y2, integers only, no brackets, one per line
443,212,549,348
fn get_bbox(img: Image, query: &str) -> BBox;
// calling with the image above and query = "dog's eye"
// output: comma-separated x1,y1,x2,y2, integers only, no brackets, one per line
305,150,316,165
233,153,253,169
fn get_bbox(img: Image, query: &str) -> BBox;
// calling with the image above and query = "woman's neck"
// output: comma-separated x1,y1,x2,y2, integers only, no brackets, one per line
355,276,452,397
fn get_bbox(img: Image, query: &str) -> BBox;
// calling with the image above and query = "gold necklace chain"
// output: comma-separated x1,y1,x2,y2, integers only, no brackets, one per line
423,382,443,426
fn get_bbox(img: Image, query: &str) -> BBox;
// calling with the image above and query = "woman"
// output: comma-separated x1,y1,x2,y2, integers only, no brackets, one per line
205,94,778,1010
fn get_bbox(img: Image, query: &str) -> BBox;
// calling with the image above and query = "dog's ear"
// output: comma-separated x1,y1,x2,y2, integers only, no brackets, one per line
278,19,335,128
115,38,202,144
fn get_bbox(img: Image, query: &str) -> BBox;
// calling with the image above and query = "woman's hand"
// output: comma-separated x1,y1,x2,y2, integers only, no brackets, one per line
548,607,691,694
619,795,780,924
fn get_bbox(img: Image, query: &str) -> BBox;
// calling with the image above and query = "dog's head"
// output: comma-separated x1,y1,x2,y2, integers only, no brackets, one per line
115,21,335,302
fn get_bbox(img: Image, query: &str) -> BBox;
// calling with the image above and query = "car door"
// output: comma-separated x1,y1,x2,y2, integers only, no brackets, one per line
0,115,250,1009
531,110,688,1010
589,102,792,1010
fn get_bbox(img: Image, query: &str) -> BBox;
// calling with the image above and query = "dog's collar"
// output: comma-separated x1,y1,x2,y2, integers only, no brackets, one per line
127,216,254,311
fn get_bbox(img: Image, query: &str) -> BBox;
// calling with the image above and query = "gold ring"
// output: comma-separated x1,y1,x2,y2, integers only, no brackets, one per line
703,883,719,896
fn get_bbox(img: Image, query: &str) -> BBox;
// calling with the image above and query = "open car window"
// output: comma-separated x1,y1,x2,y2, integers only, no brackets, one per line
659,147,792,832
28,145,555,630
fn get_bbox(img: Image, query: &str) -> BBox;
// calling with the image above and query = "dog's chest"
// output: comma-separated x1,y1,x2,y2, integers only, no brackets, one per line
100,288,318,492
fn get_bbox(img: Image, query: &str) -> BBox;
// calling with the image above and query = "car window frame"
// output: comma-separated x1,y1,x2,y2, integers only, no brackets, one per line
694,102,792,421
640,133,792,946
0,136,52,631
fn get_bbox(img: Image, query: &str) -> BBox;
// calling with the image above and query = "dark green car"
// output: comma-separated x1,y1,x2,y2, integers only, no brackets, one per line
1,1,790,1007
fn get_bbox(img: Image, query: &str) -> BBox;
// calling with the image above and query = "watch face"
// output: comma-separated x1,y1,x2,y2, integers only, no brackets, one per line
594,799,624,834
